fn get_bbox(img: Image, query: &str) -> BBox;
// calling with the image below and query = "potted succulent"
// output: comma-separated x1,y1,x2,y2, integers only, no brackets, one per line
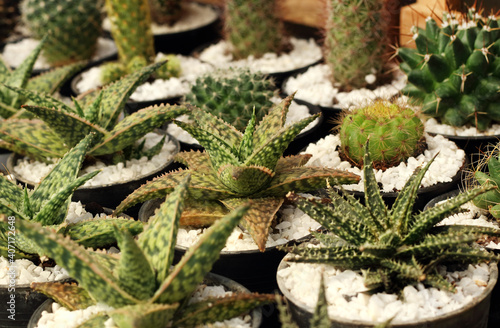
15,175,275,327
302,98,466,210
0,135,142,328
196,0,323,86
115,94,359,292
2,0,117,74
0,62,188,213
395,4,500,161
277,141,500,327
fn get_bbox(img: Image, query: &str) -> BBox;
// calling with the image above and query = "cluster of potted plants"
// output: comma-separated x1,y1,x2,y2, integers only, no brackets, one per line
1,0,500,327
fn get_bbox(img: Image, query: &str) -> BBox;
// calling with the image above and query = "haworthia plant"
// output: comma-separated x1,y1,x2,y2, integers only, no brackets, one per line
17,175,275,327
0,134,143,260
0,35,85,119
114,94,360,251
0,62,189,162
283,141,500,293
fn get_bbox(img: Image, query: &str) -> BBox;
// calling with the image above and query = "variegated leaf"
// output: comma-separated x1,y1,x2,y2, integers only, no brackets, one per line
109,303,178,328
218,164,274,195
362,141,388,228
31,282,96,310
191,106,242,148
179,199,228,226
0,57,11,82
75,314,110,327
6,35,46,90
152,204,249,304
274,154,312,170
138,175,189,286
0,101,17,118
113,225,156,301
22,105,107,148
0,174,24,210
253,94,293,150
310,276,331,328
222,197,283,252
90,104,188,155
0,119,69,160
174,150,212,171
3,85,76,113
26,61,86,95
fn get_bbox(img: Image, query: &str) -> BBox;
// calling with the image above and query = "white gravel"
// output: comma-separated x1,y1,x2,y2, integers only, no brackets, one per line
167,97,319,146
198,37,322,74
302,133,465,193
278,259,492,324
176,202,322,252
74,54,214,100
424,118,500,137
13,133,178,187
102,2,218,35
35,284,253,328
283,64,406,108
1,37,117,70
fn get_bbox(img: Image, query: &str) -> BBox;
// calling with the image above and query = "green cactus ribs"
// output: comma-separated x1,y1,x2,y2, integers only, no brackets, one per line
20,0,103,66
397,5,500,131
471,141,500,220
337,99,425,170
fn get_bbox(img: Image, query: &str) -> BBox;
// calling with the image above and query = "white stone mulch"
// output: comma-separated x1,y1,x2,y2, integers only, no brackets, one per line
1,37,117,70
13,133,177,187
74,53,214,101
302,133,465,193
35,284,253,328
166,96,319,146
0,201,119,285
278,258,492,324
198,37,322,74
424,118,500,137
102,2,219,35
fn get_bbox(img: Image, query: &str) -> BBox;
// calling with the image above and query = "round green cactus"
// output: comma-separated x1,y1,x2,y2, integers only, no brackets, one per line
20,0,103,66
398,6,500,131
338,100,425,168
183,68,277,131
155,54,181,79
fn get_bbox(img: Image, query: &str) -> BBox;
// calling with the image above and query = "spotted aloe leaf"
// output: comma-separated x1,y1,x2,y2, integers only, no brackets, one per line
109,303,178,328
21,105,107,149
0,58,9,83
0,174,24,209
25,61,86,95
13,219,139,307
253,93,293,150
153,202,249,304
90,103,189,156
138,174,188,286
173,293,275,327
113,225,156,301
31,282,96,311
4,86,76,114
0,119,69,161
0,101,17,119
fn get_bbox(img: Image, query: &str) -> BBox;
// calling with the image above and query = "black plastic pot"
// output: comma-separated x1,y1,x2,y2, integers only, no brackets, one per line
139,198,313,294
28,272,263,328
277,254,498,328
7,132,180,218
0,283,50,328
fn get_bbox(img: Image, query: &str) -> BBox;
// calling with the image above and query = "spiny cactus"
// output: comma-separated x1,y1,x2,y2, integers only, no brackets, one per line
397,5,500,131
114,94,360,251
0,0,20,43
149,0,183,25
20,0,103,66
0,62,188,162
223,0,289,60
184,68,277,131
282,141,500,294
324,0,391,91
0,36,85,119
0,135,143,260
337,99,425,169
14,176,275,327
472,144,500,219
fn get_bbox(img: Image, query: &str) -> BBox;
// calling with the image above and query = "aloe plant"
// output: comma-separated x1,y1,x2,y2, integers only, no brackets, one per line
15,175,274,327
0,35,85,119
0,62,188,162
0,134,143,260
114,94,360,251
283,141,500,293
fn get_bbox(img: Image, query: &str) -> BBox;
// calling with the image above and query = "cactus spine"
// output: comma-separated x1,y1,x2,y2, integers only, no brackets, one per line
397,6,500,131
20,0,103,66
324,0,391,91
184,68,277,131
338,99,425,168
223,0,288,60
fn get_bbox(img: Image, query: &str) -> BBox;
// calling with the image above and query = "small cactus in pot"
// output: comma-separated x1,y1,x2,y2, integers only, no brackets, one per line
396,5,500,131
337,99,425,169
471,143,500,220
20,0,104,66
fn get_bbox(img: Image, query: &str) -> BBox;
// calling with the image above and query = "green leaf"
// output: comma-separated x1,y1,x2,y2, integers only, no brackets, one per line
31,282,96,310
109,303,178,328
362,140,388,228
26,61,86,95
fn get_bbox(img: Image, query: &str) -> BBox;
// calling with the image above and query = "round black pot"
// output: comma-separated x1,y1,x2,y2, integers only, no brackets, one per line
139,198,312,294
7,132,180,218
0,283,50,328
28,272,263,328
277,255,498,328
